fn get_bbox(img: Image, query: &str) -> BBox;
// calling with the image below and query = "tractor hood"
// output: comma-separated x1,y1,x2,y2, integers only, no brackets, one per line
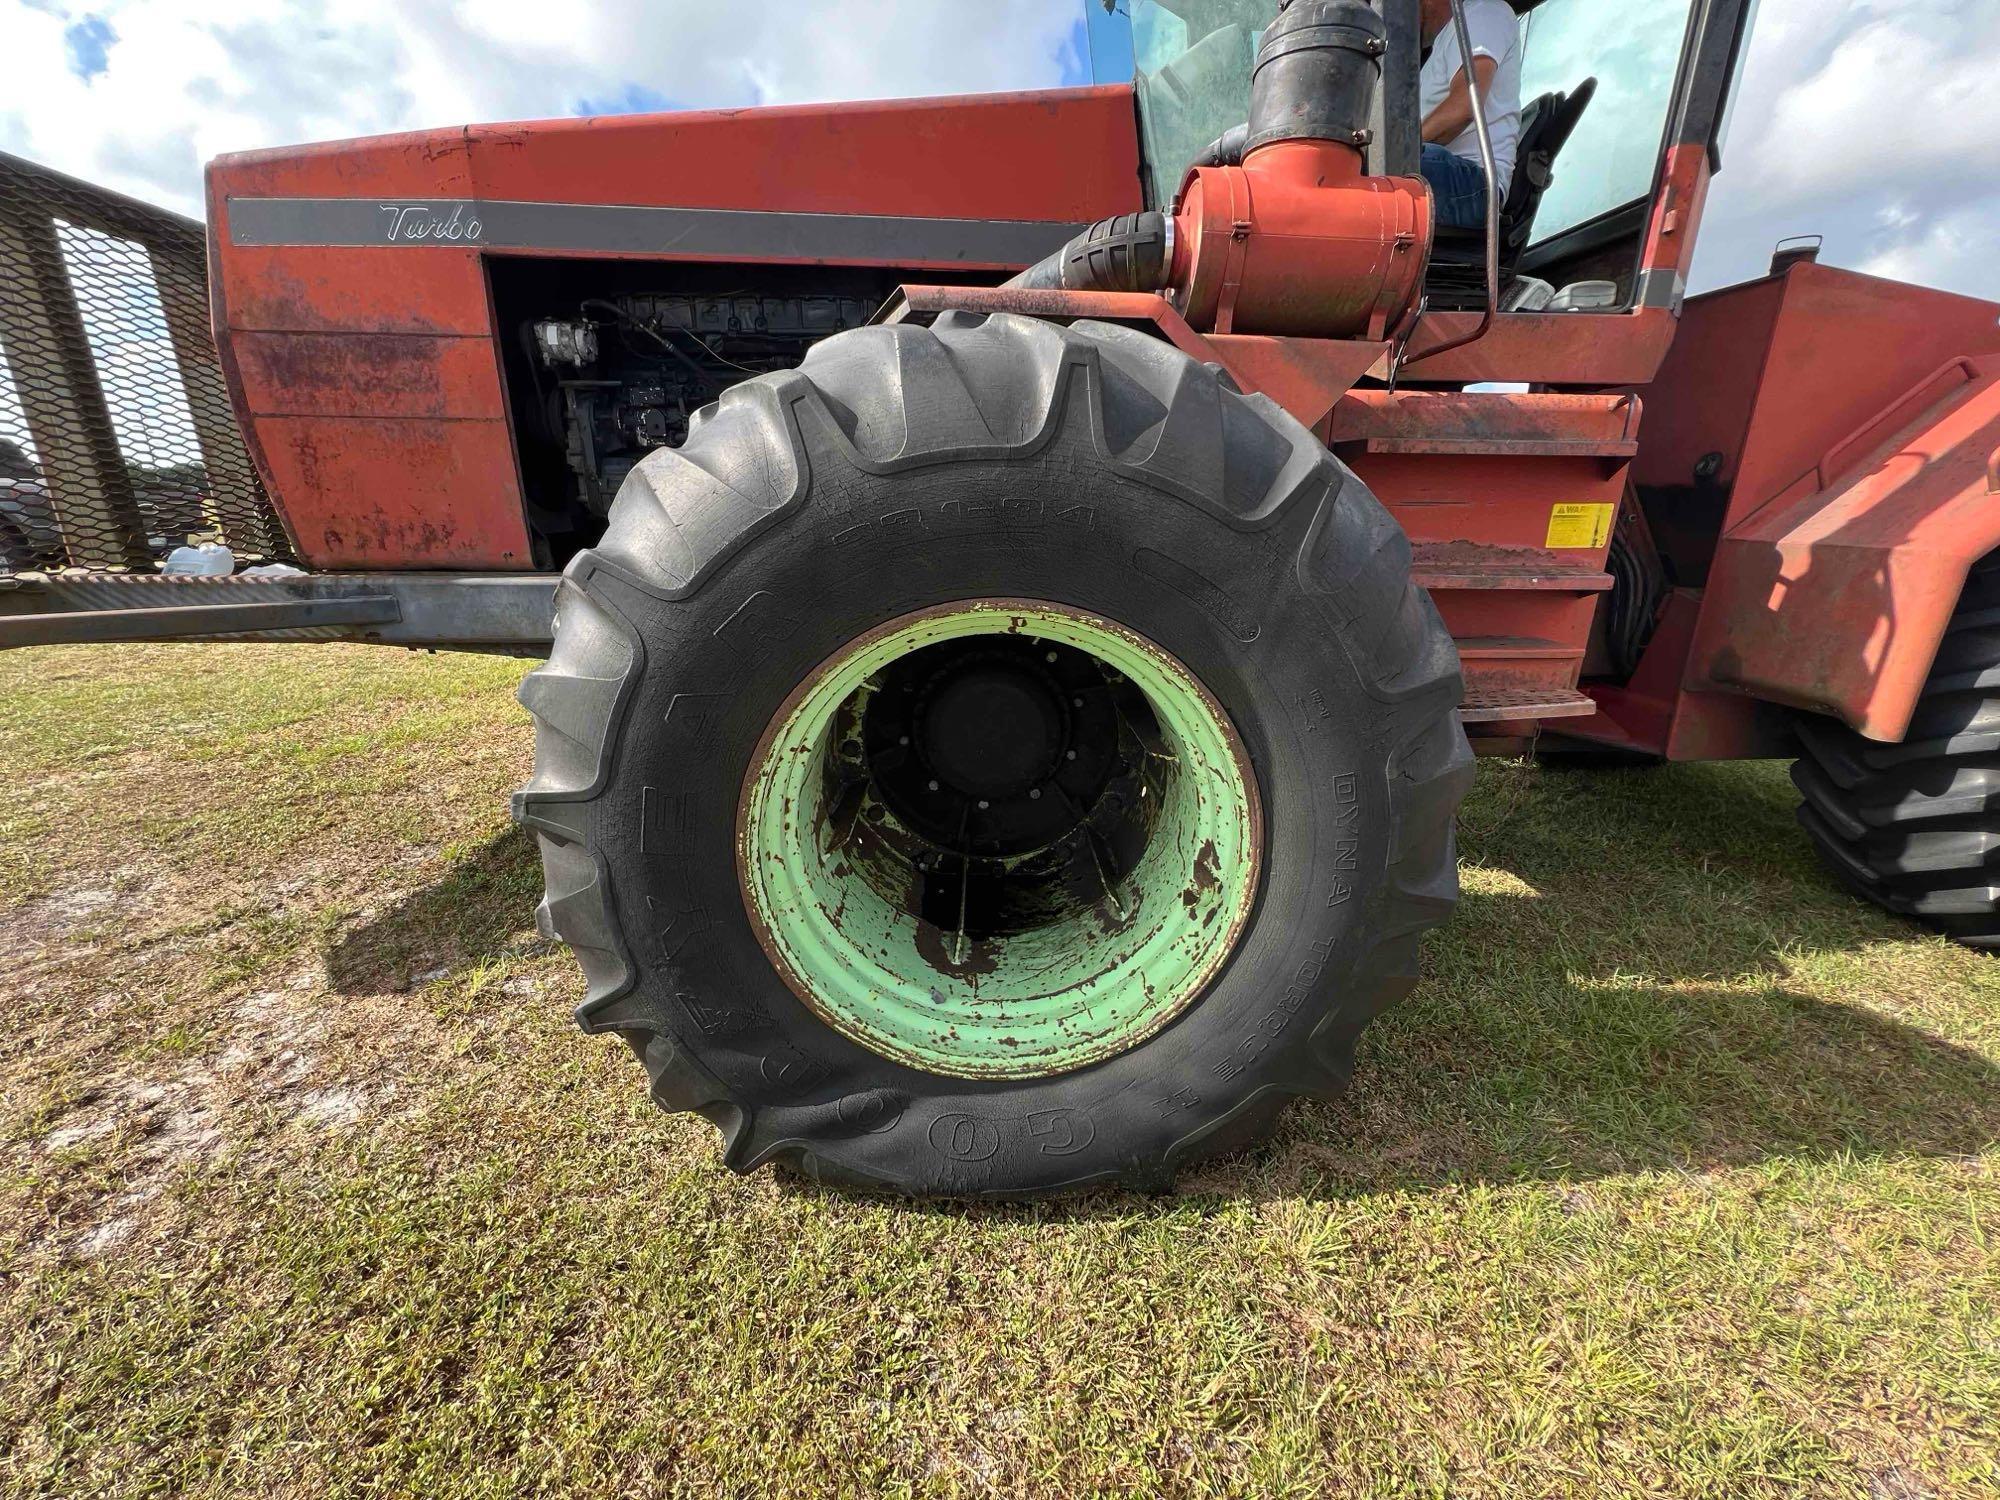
204,87,1142,569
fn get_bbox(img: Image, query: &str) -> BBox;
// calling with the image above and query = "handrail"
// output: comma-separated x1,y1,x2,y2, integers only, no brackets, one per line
1401,0,1500,369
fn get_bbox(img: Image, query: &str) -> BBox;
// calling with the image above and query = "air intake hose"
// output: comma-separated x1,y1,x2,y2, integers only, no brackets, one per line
1007,211,1173,293
1246,0,1386,154
1192,123,1251,170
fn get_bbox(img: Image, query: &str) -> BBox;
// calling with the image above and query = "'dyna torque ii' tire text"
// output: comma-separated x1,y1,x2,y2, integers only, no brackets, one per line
1793,552,2000,947
514,312,1473,1198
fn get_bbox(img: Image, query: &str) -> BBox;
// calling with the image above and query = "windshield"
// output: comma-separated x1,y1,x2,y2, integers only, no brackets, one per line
1086,0,1269,207
1087,0,1702,242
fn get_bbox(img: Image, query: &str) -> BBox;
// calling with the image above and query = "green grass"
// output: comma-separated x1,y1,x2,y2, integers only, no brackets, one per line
0,641,1995,1498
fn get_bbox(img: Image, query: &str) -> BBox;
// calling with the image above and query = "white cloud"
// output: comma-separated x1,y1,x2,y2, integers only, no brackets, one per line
1874,201,1920,235
1692,0,2000,297
0,0,1080,216
1858,195,2000,289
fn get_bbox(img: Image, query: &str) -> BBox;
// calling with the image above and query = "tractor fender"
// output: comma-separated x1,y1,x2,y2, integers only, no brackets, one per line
1693,354,2000,743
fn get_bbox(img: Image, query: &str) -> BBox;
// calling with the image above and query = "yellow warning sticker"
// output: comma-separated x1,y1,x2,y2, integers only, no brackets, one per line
1546,503,1615,550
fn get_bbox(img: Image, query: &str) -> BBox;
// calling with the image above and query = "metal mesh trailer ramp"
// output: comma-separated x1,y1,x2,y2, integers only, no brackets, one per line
0,152,554,653
0,151,288,576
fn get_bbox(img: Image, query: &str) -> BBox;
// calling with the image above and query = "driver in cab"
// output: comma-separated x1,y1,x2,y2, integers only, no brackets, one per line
1417,0,1523,230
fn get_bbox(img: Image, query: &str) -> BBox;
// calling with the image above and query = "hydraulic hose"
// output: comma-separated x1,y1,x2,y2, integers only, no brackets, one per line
1191,123,1250,170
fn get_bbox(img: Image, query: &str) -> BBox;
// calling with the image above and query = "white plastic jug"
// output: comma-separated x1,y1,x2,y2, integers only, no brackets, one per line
161,543,235,577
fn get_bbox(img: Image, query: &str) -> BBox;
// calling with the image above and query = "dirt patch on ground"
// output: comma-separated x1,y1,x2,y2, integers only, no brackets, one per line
1,644,541,1271
14,963,427,1261
4,828,546,1268
1,868,161,968
5,823,559,1267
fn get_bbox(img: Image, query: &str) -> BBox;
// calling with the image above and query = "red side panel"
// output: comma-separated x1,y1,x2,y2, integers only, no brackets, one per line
1588,263,2000,756
1701,267,2000,538
1695,354,2000,741
231,334,505,419
222,247,496,336
1628,276,1787,506
254,417,526,567
455,92,1138,224
206,88,1144,570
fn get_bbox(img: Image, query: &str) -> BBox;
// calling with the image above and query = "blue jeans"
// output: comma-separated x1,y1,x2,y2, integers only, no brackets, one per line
1422,143,1489,230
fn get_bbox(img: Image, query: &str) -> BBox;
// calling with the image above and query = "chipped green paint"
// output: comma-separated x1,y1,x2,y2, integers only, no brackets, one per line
737,600,1261,1079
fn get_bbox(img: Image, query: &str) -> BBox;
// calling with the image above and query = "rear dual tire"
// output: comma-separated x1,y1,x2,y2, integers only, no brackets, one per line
515,312,1472,1197
1793,555,2000,948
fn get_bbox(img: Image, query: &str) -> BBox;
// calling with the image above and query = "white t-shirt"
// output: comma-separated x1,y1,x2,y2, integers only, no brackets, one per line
1419,0,1523,199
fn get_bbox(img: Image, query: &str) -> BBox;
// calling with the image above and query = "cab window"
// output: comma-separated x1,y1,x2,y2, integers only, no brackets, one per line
1088,0,1271,208
1519,0,1698,244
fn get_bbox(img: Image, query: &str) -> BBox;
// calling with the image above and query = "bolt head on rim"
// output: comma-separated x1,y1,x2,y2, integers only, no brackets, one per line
737,600,1263,1080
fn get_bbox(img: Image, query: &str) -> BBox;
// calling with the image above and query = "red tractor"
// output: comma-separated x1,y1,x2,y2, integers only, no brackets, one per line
4,0,1997,1197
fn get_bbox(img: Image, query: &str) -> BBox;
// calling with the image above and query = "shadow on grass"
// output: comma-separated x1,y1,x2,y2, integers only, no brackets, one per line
813,954,2000,1215
1279,930,2000,1200
1263,757,2000,1200
1245,759,2000,1199
330,763,2000,1206
325,826,544,994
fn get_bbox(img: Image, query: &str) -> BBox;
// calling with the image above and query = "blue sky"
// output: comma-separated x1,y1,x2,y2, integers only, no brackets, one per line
1,0,1997,300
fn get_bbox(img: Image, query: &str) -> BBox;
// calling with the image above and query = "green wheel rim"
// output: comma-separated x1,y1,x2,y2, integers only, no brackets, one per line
738,599,1262,1080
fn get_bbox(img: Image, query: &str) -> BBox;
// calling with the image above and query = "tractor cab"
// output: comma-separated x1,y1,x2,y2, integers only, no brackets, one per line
1086,0,1757,318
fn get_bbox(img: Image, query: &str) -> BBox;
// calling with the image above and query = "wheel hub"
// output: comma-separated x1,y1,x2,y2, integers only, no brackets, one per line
737,600,1262,1080
865,635,1126,861
917,655,1061,800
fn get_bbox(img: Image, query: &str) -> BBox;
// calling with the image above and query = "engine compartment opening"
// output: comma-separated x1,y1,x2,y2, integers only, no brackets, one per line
488,258,991,567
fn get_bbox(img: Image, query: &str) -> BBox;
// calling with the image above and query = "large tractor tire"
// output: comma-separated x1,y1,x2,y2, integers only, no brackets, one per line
514,312,1473,1197
1792,555,2000,947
